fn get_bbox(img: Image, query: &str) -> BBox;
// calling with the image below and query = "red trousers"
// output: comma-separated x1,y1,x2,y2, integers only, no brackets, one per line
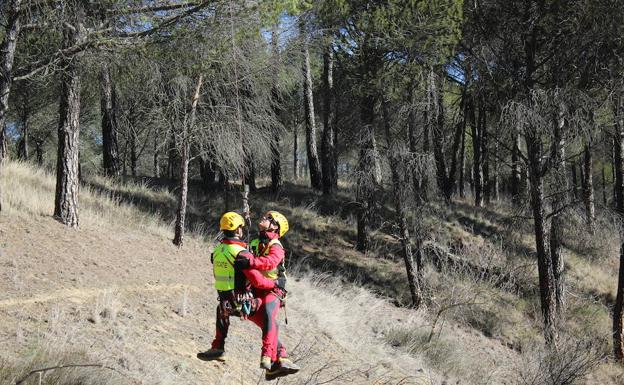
248,292,286,361
211,292,286,362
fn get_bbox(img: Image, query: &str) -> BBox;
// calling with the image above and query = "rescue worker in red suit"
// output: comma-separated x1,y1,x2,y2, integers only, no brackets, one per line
235,211,298,378
197,212,299,380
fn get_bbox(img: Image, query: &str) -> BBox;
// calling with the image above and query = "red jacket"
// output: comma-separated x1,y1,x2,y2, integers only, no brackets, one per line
249,231,285,271
221,238,276,291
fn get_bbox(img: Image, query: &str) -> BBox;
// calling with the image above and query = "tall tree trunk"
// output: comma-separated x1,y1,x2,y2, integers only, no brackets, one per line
321,46,337,195
100,65,120,176
470,95,484,207
459,100,467,198
35,140,43,165
130,130,137,177
430,70,451,203
300,19,322,190
173,142,190,246
582,137,595,230
122,139,128,176
173,75,203,247
613,94,624,360
603,164,608,207
167,129,176,180
382,97,422,307
0,0,22,165
244,153,257,192
493,123,500,200
421,87,430,202
614,137,619,207
17,106,28,160
571,161,579,201
549,105,567,317
270,133,282,194
356,92,376,252
293,115,299,180
511,132,522,205
153,130,160,178
407,84,423,204
54,18,85,228
270,28,283,196
526,128,558,345
482,102,490,204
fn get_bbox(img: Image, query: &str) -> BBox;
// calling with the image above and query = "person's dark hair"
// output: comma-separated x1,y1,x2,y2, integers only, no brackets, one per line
223,229,237,238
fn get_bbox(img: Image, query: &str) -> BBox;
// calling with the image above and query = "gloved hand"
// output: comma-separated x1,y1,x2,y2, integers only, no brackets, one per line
234,256,250,270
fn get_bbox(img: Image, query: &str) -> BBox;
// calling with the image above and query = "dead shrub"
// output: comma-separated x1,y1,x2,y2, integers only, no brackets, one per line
512,335,607,385
563,209,619,261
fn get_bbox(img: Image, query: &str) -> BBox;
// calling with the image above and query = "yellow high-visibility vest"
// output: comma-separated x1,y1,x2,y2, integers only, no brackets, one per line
249,238,282,280
212,242,245,291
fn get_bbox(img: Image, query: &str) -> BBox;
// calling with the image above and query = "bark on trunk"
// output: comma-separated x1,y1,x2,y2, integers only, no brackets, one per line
173,143,189,246
300,19,322,190
270,28,283,196
356,93,376,252
130,130,137,177
582,138,595,230
321,47,337,195
549,107,567,316
100,65,120,176
613,94,624,360
407,84,423,204
511,132,522,205
430,71,449,202
493,123,500,200
526,128,558,345
35,140,43,165
482,102,490,204
614,137,619,207
167,129,177,180
382,98,422,308
571,161,579,201
459,102,466,198
270,132,282,195
0,0,22,165
173,75,203,247
421,88,430,202
244,153,257,192
470,95,484,207
293,116,299,180
18,107,28,160
54,18,84,228
153,131,160,178
603,164,608,207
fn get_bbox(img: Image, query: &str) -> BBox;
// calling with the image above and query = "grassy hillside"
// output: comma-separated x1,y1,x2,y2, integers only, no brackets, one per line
0,161,622,385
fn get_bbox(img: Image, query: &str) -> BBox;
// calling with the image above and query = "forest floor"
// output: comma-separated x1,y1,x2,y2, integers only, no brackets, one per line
0,161,622,385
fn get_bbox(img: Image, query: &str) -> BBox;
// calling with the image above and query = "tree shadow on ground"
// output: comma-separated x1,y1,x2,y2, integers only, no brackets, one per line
446,201,537,260
84,175,539,306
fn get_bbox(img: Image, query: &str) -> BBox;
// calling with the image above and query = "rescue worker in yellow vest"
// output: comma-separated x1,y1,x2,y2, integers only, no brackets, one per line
233,210,300,380
197,212,275,362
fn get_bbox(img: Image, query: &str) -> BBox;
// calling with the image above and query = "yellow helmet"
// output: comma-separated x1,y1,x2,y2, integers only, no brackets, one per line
265,210,289,237
220,212,245,231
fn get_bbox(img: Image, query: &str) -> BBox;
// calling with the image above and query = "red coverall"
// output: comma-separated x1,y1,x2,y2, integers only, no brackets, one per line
210,239,276,351
247,231,287,362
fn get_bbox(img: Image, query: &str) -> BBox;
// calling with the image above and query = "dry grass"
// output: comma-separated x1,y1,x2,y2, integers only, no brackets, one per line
1,161,172,237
